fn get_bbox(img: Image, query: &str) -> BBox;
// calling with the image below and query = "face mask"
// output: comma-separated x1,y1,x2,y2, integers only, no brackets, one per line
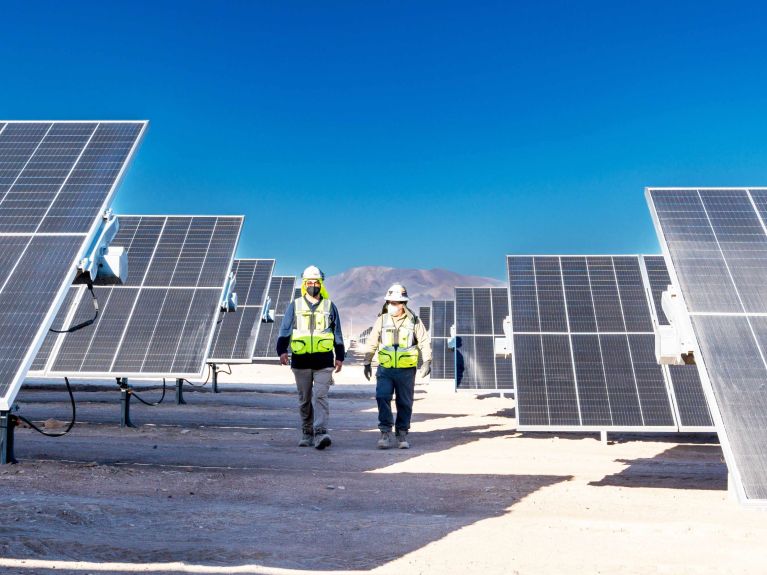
306,285,321,298
387,304,402,316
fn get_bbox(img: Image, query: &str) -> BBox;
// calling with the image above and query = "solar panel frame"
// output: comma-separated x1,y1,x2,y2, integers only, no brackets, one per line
646,187,767,506
0,121,147,410
507,254,680,433
208,258,275,364
30,214,242,380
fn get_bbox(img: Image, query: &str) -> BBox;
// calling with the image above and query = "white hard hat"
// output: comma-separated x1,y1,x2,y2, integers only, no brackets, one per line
385,283,409,302
302,265,324,281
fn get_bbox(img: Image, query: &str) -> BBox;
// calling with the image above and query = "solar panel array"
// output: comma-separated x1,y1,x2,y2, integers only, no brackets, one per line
455,287,514,390
642,255,713,429
647,187,767,504
0,121,146,411
32,215,242,378
252,275,295,359
508,255,680,431
209,259,274,363
430,300,455,380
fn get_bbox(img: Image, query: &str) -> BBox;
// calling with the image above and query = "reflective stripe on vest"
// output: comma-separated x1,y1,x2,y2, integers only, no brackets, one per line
291,297,335,355
377,313,419,368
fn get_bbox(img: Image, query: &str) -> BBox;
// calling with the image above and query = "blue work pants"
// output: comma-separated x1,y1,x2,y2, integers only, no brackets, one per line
375,366,416,433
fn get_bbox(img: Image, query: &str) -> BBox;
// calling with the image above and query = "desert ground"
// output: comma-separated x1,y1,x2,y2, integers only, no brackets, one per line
2,349,766,575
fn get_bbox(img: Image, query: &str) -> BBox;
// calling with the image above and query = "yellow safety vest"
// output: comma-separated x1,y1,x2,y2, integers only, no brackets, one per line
378,313,419,368
291,297,335,355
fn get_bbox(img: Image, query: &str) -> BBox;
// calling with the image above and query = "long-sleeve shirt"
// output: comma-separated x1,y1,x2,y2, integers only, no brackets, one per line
363,307,431,366
276,297,345,369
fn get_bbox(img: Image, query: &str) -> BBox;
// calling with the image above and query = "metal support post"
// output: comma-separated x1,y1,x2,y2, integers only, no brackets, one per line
175,378,186,405
0,410,18,464
600,430,608,445
117,377,135,428
211,364,219,394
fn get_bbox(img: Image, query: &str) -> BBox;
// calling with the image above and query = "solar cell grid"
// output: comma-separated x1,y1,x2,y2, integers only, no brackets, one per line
32,215,242,378
507,255,678,430
418,306,431,332
641,255,713,429
208,258,274,363
430,300,454,380
455,287,513,390
253,275,295,359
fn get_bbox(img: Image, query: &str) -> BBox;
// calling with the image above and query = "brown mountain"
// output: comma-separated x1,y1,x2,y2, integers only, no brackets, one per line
323,266,505,338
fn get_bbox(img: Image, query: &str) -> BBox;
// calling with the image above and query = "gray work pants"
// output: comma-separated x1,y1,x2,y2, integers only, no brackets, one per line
292,367,333,433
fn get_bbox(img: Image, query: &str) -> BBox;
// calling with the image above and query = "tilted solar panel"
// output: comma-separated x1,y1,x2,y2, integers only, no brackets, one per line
418,306,431,332
455,287,514,390
0,121,146,411
647,187,767,505
209,259,274,363
641,255,714,429
32,215,242,378
507,255,678,431
253,275,295,359
430,300,455,380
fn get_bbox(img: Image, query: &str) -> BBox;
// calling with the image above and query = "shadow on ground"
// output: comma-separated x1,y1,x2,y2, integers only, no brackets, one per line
588,444,726,491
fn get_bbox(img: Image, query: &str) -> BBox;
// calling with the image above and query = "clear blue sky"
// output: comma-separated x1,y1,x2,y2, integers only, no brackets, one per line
3,1,767,279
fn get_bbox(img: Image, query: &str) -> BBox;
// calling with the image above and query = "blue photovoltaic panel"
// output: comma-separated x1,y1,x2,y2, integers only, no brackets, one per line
0,121,146,410
648,188,767,504
507,255,678,431
430,300,455,380
208,259,275,363
32,215,242,378
418,306,431,332
454,287,513,390
642,255,714,429
253,275,295,359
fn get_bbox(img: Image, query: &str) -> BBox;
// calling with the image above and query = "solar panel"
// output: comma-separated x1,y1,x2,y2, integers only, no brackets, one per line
294,287,302,300
430,300,455,380
507,255,679,431
455,287,514,390
418,306,431,332
647,187,767,504
641,255,714,430
0,121,146,411
32,215,242,378
252,275,295,359
357,326,373,345
208,259,275,363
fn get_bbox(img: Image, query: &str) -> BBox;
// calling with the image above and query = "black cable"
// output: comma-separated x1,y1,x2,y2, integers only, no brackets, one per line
49,283,99,334
179,364,212,388
131,378,167,406
216,364,232,376
17,377,76,437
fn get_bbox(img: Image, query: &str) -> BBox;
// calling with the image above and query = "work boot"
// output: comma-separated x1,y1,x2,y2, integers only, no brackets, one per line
377,431,393,449
314,429,332,450
396,430,410,449
298,431,313,447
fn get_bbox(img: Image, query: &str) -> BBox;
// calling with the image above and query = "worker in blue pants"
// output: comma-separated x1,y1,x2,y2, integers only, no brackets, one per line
362,284,431,449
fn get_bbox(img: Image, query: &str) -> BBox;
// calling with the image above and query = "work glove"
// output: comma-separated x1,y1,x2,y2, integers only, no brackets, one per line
363,364,372,381
419,360,431,378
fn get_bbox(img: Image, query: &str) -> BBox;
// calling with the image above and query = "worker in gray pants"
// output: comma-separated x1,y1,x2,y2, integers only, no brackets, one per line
277,265,344,450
